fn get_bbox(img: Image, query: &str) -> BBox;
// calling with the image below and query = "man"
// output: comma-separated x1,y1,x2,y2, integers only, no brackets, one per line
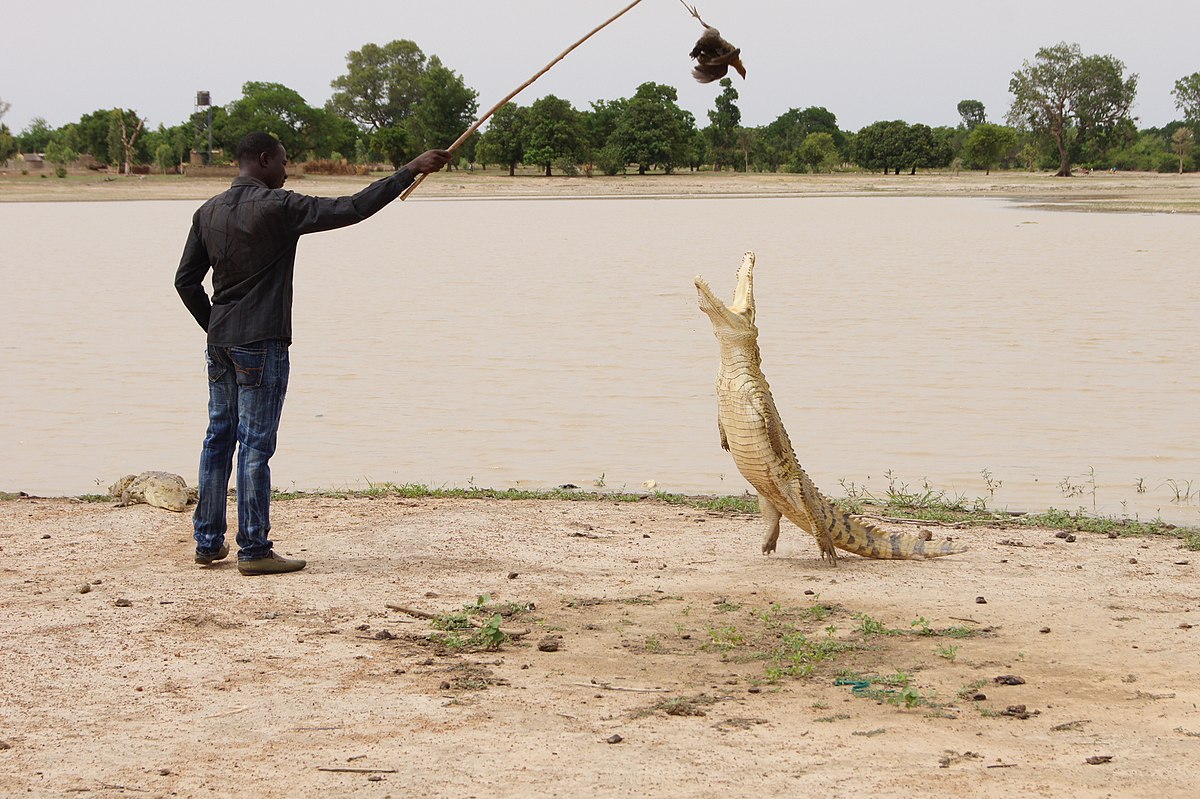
175,132,450,575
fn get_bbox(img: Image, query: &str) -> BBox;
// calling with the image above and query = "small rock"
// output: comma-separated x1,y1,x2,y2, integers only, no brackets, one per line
1129,558,1138,564
1055,531,1071,540
0,740,11,750
263,612,278,620
367,775,383,782
1085,755,1113,765
1040,627,1051,634
114,598,133,607
355,623,370,631
1065,534,1077,543
41,534,50,539
803,590,815,596
78,584,92,594
994,675,1026,685
1175,561,1191,566
158,768,170,776
439,681,451,690
507,572,519,580
374,629,396,640
970,693,987,701
538,635,562,652
1180,623,1194,630
1003,704,1031,719
606,734,623,744
748,686,762,694
975,596,988,604
918,530,933,541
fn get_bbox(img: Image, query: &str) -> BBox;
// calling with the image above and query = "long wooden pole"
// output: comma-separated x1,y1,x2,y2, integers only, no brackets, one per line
401,0,647,200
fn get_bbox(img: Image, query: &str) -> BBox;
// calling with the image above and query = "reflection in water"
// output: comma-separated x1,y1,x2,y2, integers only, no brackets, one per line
0,196,1197,524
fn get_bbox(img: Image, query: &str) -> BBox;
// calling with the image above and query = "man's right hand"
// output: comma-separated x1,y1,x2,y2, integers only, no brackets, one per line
405,149,453,175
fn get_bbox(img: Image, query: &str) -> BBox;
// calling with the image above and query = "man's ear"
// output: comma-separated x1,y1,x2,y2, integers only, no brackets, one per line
258,151,272,168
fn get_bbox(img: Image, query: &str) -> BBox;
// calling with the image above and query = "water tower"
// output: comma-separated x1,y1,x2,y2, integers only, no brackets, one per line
194,91,212,165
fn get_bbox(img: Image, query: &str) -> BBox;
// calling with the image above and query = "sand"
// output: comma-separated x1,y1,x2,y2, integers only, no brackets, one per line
2,168,1199,213
1,494,1197,798
2,169,1198,797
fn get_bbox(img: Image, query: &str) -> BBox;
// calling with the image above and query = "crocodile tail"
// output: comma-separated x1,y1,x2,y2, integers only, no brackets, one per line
806,487,966,559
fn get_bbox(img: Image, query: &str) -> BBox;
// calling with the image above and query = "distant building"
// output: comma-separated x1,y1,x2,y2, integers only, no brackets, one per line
19,153,45,170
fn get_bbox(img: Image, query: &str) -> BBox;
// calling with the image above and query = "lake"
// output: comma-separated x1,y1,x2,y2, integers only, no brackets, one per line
1,194,1197,524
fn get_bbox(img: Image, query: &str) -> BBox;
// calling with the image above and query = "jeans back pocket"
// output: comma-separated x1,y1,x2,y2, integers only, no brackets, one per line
228,346,267,388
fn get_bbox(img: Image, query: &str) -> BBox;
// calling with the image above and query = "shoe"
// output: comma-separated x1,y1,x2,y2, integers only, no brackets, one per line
238,552,307,576
195,543,230,565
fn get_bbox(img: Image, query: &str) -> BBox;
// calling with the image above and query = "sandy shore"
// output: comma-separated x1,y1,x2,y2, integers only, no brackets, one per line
1,494,1197,798
2,168,1198,213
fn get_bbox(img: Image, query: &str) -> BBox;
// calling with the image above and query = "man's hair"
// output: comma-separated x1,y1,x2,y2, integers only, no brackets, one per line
236,132,282,164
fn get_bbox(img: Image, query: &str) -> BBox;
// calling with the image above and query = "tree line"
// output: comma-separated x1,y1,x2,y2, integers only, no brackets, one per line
2,40,1198,177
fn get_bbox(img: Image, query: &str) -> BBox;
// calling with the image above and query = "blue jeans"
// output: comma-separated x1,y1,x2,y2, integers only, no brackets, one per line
193,339,290,560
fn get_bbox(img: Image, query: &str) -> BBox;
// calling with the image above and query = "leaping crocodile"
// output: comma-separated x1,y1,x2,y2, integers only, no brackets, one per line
695,251,966,565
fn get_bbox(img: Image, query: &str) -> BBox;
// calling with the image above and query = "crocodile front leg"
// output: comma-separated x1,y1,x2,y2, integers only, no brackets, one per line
760,498,782,554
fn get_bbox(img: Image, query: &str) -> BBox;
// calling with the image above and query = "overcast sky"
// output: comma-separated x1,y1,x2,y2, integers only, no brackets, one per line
3,0,1197,136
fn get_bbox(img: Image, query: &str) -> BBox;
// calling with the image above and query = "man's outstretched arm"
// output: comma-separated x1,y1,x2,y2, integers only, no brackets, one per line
286,149,453,236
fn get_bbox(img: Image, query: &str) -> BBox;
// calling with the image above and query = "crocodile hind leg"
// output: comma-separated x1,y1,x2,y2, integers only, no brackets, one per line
760,498,782,554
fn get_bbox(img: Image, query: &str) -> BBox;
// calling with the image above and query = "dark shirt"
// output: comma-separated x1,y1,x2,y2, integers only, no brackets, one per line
175,168,414,346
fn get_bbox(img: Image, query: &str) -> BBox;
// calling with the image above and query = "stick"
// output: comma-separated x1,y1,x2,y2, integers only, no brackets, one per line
573,681,671,693
400,0,647,200
316,767,397,774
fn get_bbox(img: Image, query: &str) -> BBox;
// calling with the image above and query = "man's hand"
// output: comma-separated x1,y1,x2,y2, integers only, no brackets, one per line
405,149,453,175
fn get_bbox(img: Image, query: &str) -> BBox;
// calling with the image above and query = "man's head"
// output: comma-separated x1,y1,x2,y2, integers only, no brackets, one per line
236,132,287,189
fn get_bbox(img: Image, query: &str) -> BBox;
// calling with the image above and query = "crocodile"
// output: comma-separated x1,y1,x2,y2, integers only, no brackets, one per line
109,471,196,513
695,251,966,564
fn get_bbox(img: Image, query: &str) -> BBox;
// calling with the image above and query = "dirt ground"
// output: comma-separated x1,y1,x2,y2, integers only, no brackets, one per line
1,494,1197,798
2,168,1199,214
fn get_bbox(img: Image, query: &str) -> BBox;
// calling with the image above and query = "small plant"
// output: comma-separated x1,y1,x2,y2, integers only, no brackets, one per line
893,686,922,709
593,472,606,488
1135,477,1147,495
645,637,664,653
705,625,744,652
935,644,960,662
714,600,741,613
911,616,934,636
957,679,988,699
1165,478,1195,503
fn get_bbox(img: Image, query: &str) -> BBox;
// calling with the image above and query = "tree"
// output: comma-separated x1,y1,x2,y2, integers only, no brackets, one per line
372,125,411,169
1007,42,1138,176
0,124,15,164
796,131,839,173
957,100,987,130
852,120,909,173
112,109,145,175
1173,72,1200,126
477,103,527,176
17,117,53,152
154,142,175,174
760,106,843,172
1172,127,1195,173
583,98,627,153
962,123,1018,173
44,138,78,177
224,82,352,160
328,40,427,130
523,95,586,176
900,123,953,174
609,82,695,174
705,78,741,169
409,55,479,155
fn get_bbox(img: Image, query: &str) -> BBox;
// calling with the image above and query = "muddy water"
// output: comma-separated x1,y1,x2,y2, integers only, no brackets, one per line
1,195,1197,524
